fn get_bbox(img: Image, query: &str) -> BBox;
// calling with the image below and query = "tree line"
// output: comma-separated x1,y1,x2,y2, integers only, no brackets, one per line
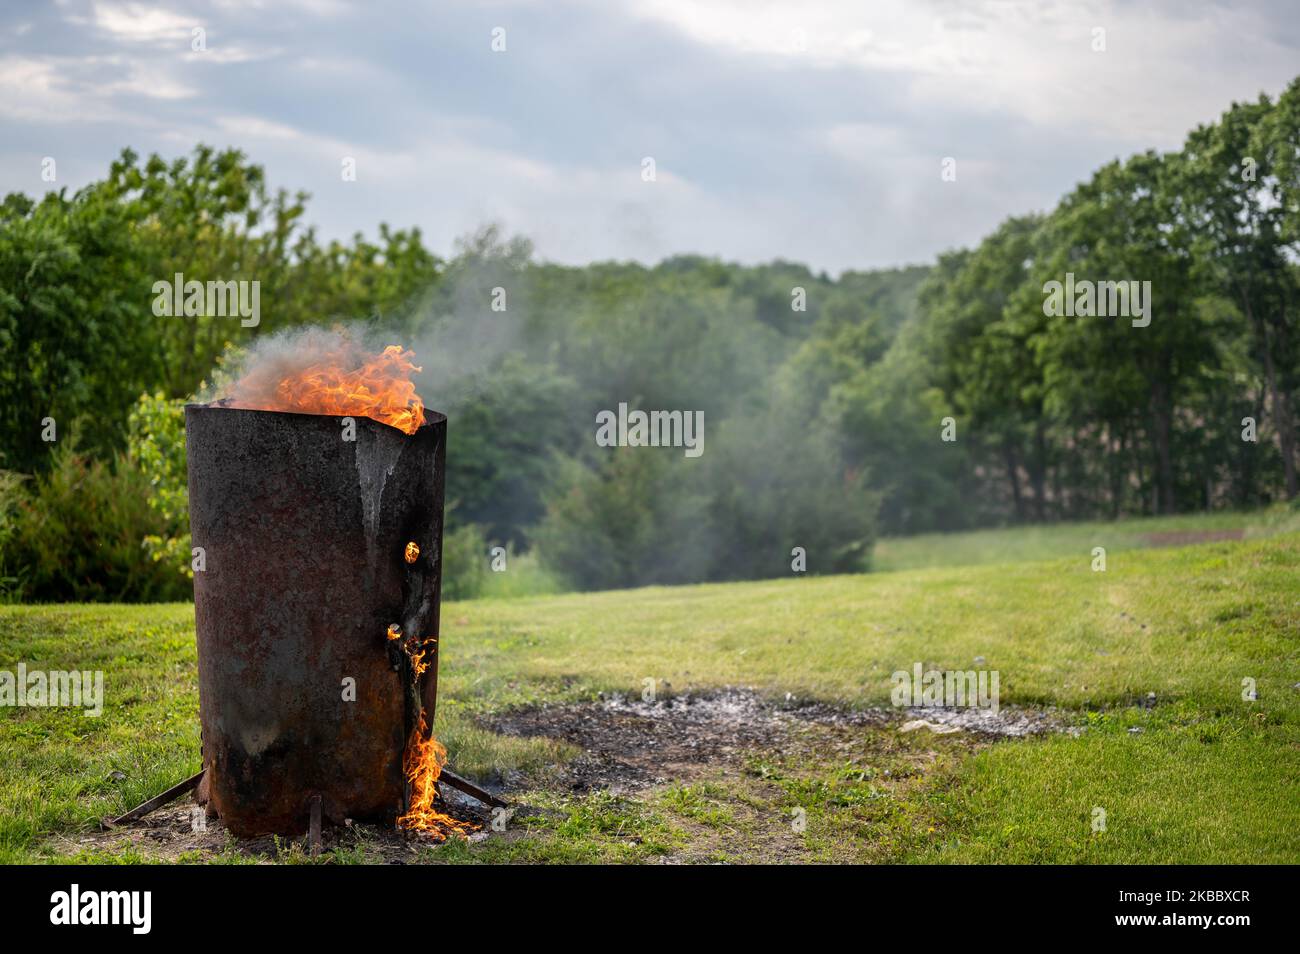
915,82,1299,519
1,79,1297,600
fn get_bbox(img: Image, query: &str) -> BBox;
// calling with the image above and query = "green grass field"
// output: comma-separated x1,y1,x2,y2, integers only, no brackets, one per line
2,520,1297,864
872,506,1300,572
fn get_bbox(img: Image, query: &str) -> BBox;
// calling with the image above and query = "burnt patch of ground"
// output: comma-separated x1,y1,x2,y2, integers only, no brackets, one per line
480,687,1071,795
65,690,1073,864
483,688,829,793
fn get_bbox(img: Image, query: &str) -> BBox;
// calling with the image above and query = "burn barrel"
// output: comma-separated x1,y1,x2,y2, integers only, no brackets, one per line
185,404,446,836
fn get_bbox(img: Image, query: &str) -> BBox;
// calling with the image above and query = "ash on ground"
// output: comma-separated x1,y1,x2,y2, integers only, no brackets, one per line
899,705,1075,737
74,689,1074,862
484,687,1072,794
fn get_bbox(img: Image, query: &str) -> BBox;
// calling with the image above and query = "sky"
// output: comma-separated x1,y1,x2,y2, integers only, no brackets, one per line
1,0,1298,274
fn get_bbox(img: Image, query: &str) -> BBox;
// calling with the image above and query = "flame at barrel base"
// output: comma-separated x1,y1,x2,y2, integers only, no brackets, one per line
396,711,475,841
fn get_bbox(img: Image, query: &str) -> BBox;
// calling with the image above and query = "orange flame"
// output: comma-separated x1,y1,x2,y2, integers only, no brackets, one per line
396,711,475,840
409,643,433,677
226,341,426,435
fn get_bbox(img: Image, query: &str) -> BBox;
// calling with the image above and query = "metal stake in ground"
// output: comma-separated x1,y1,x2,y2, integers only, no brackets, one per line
102,770,205,829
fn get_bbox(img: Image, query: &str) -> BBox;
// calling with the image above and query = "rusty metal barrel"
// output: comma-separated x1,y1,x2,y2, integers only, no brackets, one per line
184,404,446,836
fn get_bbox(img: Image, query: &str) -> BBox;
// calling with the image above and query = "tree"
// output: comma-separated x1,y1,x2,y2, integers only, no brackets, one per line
1245,82,1300,496
0,188,159,471
1028,152,1215,514
919,217,1046,520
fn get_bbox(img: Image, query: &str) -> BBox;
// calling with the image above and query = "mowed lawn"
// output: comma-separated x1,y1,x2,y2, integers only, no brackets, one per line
872,506,1300,572
1,532,1297,864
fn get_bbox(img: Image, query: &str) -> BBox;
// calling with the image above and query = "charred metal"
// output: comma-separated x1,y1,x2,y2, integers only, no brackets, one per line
184,404,448,837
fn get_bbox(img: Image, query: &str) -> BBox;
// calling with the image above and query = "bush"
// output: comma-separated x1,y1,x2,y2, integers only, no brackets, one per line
704,407,879,579
0,471,25,597
477,547,565,599
535,449,713,591
535,409,879,591
1,442,189,602
441,522,490,601
440,525,564,601
128,392,191,583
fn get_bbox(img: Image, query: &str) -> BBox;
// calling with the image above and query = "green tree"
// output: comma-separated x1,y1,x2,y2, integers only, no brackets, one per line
919,217,1046,519
0,188,158,471
1028,152,1216,514
1244,82,1300,497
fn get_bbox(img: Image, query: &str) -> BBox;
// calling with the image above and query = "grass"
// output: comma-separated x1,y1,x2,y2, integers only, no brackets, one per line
872,504,1300,572
917,703,1295,864
1,527,1297,864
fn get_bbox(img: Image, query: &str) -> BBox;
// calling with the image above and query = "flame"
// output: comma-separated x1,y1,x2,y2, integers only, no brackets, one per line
396,711,474,840
409,642,433,677
226,341,426,435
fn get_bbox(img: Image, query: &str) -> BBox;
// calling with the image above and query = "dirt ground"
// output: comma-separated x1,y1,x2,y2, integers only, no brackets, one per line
56,790,498,865
69,687,1071,863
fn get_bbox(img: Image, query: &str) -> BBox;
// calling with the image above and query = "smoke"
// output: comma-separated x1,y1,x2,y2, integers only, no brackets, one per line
197,226,881,588
206,229,535,420
405,257,533,414
209,326,393,397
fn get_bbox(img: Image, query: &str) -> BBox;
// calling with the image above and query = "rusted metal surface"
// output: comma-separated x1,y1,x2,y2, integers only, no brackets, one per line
185,404,447,837
308,794,322,856
102,770,205,829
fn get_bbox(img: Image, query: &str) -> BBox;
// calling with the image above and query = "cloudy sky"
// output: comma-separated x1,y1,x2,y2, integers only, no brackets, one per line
2,0,1297,273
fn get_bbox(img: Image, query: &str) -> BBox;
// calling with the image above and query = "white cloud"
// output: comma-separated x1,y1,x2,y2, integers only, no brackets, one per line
103,57,197,98
0,53,195,124
215,114,305,141
2,0,1297,271
0,61,92,127
90,2,198,43
631,0,1298,144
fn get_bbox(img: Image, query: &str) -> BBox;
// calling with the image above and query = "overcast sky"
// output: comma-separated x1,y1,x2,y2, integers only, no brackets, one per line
2,0,1298,273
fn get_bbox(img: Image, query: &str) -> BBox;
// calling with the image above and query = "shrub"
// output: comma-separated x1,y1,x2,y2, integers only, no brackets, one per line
1,442,189,602
477,547,565,599
704,407,879,579
0,471,26,598
441,522,490,601
128,392,191,582
535,408,879,591
536,449,713,591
